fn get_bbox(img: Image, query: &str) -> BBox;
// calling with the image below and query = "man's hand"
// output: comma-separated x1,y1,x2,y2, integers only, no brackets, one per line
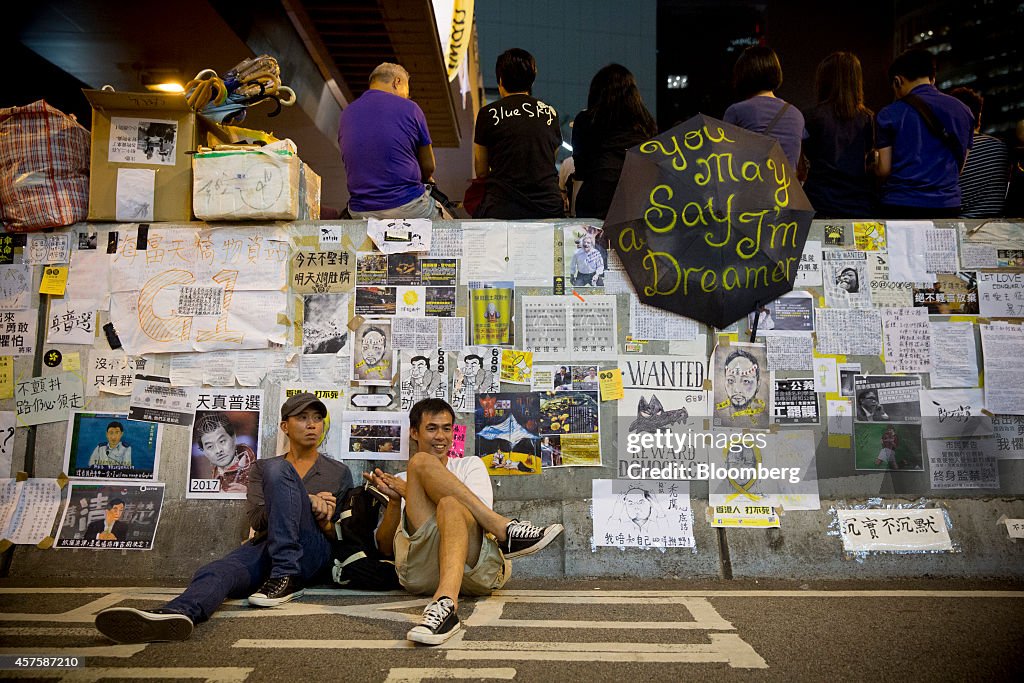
309,492,336,522
362,468,405,500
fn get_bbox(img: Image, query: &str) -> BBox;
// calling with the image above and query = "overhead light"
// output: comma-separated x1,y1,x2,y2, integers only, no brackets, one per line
141,69,185,93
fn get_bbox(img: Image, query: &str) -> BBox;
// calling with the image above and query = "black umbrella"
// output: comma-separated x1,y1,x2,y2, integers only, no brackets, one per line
604,113,814,329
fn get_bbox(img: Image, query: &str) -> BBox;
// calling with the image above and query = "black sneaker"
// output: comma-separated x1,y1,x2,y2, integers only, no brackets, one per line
248,575,304,607
406,596,460,645
503,519,564,559
95,607,193,643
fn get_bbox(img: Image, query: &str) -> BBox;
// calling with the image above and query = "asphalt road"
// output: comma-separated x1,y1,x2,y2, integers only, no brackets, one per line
1,578,1022,682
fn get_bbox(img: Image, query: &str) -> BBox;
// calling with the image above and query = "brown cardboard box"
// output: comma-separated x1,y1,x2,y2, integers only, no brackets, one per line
84,90,228,222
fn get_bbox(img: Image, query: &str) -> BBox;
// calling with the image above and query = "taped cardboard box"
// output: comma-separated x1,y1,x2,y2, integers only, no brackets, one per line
300,162,321,220
192,140,303,221
83,90,227,222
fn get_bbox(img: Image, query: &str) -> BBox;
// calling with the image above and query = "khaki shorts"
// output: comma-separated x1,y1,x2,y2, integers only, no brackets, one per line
394,512,511,596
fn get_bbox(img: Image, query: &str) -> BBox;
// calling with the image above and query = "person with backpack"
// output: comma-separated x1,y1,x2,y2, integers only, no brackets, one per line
93,393,353,643
873,48,974,218
364,398,563,646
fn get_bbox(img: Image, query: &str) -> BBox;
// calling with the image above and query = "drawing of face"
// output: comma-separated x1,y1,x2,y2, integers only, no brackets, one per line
410,358,428,381
361,329,387,366
463,356,481,379
837,268,859,293
486,303,498,318
725,355,759,409
624,489,652,527
106,426,123,448
200,424,238,469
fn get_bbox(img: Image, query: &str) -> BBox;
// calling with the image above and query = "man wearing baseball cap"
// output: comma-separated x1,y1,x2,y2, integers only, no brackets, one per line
94,392,353,643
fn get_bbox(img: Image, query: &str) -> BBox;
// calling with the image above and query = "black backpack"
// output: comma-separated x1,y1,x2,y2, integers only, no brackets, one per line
330,484,401,590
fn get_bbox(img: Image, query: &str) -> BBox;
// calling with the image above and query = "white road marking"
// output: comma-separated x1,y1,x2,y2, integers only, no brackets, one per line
7,667,253,682
383,668,517,682
0,626,98,636
234,638,416,650
0,645,147,658
465,595,733,629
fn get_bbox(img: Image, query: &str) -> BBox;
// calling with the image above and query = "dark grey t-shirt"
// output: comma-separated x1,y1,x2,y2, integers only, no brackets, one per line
246,454,353,532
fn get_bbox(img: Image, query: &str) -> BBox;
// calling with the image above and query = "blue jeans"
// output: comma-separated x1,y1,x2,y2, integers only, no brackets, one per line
164,458,333,623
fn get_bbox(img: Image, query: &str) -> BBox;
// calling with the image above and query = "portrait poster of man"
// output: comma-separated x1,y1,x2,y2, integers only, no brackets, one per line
302,293,350,354
853,375,922,423
563,224,608,288
470,281,514,346
475,392,542,475
400,349,448,411
276,387,345,459
55,481,165,550
451,345,501,413
713,342,770,429
351,319,396,386
188,389,263,500
63,411,160,480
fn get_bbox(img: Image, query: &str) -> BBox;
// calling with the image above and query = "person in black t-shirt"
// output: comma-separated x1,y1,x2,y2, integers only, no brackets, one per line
472,48,564,219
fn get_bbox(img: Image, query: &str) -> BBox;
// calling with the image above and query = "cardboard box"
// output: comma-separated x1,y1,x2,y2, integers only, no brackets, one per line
299,162,321,220
192,140,302,221
84,90,215,223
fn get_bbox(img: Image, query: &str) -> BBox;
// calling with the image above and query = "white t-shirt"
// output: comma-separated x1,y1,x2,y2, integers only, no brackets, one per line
395,456,493,510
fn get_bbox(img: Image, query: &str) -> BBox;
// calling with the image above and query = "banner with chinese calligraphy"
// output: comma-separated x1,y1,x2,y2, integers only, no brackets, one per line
837,508,953,553
108,226,290,354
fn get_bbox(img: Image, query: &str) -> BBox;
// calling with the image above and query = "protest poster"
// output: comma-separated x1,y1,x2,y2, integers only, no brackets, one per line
189,389,263,499
55,481,165,550
64,411,161,480
592,479,695,548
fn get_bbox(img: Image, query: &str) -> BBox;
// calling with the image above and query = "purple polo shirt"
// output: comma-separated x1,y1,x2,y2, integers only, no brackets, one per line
338,89,432,212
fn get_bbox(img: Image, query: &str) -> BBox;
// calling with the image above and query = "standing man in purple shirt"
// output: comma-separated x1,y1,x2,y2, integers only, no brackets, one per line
874,48,974,219
338,63,440,219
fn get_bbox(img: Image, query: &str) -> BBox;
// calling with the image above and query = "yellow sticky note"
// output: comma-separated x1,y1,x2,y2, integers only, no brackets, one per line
0,356,12,399
39,266,69,295
599,368,624,401
828,434,852,449
62,352,81,372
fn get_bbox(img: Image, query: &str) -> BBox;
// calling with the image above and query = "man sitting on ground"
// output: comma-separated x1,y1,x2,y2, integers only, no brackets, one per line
94,393,352,643
364,398,563,646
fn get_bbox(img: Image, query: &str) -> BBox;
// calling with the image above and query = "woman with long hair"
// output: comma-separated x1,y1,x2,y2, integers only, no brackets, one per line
803,51,877,217
571,63,657,219
723,45,805,169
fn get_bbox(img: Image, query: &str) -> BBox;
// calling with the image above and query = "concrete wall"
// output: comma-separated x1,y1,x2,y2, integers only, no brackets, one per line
4,219,1024,583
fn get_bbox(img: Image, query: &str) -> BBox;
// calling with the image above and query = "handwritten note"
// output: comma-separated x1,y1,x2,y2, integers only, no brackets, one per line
882,308,932,374
0,311,37,357
815,309,882,355
977,272,1024,317
15,372,85,426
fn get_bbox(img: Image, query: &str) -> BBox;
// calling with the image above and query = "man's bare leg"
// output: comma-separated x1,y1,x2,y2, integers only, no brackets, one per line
404,452,509,539
433,496,484,608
